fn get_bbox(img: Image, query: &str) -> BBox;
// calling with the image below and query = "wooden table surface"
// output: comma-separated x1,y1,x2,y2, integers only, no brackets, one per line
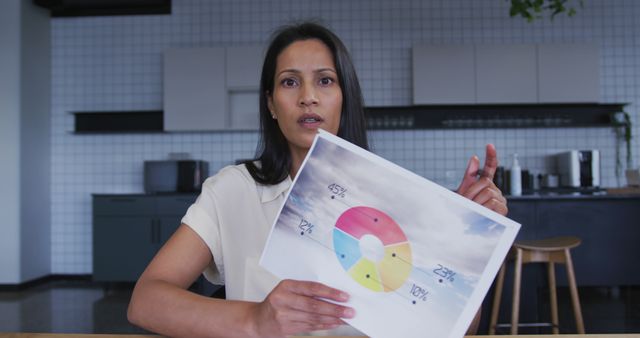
1,333,640,338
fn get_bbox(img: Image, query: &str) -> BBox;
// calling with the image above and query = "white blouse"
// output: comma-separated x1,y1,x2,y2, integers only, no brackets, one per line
182,163,363,336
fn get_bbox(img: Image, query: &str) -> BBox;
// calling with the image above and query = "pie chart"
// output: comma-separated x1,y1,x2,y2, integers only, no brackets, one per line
333,206,412,292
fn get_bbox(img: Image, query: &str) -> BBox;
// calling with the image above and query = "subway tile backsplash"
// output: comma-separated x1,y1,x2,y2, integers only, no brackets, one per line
51,0,639,273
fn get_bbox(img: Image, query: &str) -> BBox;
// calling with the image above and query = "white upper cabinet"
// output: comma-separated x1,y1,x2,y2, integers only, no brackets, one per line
537,44,600,103
412,45,475,104
412,44,600,105
229,91,260,130
475,45,537,104
226,46,263,130
164,45,264,131
225,46,263,90
164,48,227,131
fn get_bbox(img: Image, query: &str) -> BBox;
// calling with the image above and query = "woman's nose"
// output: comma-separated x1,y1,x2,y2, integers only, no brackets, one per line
299,83,319,106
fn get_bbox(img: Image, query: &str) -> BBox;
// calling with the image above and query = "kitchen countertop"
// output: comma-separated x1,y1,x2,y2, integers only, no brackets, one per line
93,188,640,200
507,192,640,200
507,187,640,200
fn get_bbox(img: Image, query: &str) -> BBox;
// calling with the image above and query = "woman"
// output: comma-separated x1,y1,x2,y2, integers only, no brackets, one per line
128,22,507,338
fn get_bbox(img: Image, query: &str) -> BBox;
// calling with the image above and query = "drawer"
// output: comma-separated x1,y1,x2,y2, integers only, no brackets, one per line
155,195,197,216
93,196,156,216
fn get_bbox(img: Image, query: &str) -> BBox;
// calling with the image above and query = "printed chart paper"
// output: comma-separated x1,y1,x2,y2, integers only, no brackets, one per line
260,130,520,338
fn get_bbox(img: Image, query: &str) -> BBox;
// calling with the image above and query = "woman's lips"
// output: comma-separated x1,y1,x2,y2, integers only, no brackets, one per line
298,113,324,128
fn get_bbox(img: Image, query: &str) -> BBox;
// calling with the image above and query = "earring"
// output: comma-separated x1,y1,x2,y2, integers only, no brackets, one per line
271,112,277,119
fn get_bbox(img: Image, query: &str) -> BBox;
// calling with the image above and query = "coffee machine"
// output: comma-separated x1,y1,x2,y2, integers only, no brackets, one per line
556,150,600,188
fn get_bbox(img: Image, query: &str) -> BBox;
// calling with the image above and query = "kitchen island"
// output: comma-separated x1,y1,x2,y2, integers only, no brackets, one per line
481,192,640,333
507,192,640,286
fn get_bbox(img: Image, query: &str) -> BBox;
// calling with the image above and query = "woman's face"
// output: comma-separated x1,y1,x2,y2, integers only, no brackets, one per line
268,38,342,157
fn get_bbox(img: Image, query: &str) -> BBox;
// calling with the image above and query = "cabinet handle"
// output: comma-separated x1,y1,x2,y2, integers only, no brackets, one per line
155,220,161,243
151,219,161,244
150,220,156,243
109,197,136,202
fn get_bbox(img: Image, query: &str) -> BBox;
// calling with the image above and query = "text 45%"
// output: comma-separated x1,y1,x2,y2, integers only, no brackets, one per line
328,183,347,199
410,283,429,304
298,218,314,236
433,264,456,283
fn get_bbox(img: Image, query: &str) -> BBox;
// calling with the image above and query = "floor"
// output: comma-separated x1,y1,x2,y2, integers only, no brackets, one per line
484,285,640,334
0,278,638,335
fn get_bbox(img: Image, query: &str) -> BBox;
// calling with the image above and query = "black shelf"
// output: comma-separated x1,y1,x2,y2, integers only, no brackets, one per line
34,0,172,17
365,103,627,130
72,103,628,133
73,110,163,133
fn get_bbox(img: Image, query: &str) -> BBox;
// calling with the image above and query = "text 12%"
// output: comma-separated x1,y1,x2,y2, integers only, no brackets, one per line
298,218,314,236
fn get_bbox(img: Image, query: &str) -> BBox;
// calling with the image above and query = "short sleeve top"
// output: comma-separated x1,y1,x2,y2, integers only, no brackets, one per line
181,163,363,336
181,163,290,302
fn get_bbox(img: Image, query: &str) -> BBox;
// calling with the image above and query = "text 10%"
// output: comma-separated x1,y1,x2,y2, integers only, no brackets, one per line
410,283,429,304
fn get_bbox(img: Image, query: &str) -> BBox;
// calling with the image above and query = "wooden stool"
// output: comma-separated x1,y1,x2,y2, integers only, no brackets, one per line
489,236,585,334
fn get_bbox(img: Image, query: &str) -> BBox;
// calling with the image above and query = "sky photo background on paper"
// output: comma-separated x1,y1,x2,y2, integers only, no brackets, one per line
267,134,509,336
263,136,506,337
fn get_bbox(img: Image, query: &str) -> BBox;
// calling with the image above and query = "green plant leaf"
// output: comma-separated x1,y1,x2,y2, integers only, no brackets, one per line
611,111,634,180
507,0,581,22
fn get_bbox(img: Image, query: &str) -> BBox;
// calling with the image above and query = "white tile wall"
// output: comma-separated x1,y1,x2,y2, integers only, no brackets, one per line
51,0,640,273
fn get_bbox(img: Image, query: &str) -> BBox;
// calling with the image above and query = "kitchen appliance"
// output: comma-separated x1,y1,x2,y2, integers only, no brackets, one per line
626,169,640,187
540,174,559,188
144,160,209,193
556,150,600,188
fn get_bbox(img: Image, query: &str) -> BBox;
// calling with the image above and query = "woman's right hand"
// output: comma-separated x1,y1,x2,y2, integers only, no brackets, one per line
248,279,355,338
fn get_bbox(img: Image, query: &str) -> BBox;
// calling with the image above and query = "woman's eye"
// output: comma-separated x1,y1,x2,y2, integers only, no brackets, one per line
281,78,298,87
319,77,335,86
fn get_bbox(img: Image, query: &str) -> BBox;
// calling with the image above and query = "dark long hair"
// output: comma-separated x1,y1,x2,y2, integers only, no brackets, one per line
244,21,369,185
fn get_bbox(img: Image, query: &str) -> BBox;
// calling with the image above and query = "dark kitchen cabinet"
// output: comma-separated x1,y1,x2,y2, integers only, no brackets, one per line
93,194,196,282
503,199,537,241
535,198,640,286
481,195,640,333
507,195,640,286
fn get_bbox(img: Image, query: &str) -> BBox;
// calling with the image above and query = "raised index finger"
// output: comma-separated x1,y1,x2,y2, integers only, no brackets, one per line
481,144,499,180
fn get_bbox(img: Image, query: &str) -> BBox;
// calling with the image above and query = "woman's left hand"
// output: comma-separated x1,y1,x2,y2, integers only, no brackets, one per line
456,144,508,216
